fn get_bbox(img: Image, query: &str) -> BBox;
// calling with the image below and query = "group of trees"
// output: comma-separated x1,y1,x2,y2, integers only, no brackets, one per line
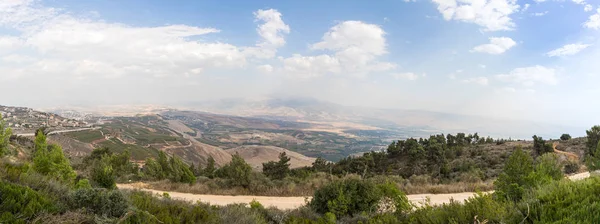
493,147,562,201
262,152,291,180
143,151,196,184
82,147,138,188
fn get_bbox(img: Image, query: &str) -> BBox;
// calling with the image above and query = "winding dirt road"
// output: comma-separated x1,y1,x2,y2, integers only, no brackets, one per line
117,171,593,210
117,184,489,210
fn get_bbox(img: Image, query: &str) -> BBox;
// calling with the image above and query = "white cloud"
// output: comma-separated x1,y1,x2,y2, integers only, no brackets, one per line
547,43,591,57
244,9,290,58
462,77,489,85
584,4,593,12
532,11,549,16
393,72,419,80
572,0,585,4
257,64,274,73
431,0,520,31
0,1,296,82
496,65,558,86
584,9,600,29
0,36,23,51
479,64,487,69
282,21,395,78
471,37,516,54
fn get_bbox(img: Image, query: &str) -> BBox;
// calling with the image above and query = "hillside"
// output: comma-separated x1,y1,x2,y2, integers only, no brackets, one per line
226,145,316,170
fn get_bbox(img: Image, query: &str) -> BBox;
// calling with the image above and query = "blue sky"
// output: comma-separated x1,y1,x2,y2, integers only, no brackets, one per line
1,0,599,127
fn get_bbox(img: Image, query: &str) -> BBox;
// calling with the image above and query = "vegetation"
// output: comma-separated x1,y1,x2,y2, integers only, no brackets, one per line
262,152,291,180
142,151,196,184
32,131,76,185
215,153,253,187
560,133,572,141
0,114,11,157
2,112,600,223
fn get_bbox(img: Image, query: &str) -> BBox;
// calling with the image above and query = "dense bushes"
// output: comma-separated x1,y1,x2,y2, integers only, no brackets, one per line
125,190,220,224
263,152,291,180
142,151,196,184
494,147,563,202
69,188,129,218
0,181,56,223
406,193,518,224
310,178,409,217
215,153,253,187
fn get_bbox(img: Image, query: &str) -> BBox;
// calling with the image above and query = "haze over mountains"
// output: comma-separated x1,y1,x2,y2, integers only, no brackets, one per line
171,97,583,140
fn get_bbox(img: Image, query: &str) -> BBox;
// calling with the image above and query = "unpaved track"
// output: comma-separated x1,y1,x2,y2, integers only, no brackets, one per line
118,184,487,209
118,171,594,210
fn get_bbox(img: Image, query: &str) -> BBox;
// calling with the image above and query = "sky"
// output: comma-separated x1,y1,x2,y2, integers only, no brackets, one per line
0,0,599,127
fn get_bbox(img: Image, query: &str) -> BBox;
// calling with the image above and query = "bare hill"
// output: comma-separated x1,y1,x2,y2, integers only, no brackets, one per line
226,145,316,170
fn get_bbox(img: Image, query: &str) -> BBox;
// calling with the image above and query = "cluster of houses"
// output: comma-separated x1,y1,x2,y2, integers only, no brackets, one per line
1,106,88,130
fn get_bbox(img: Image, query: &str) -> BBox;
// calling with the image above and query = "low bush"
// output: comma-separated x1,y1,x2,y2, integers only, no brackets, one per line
69,188,128,218
0,181,56,223
310,178,407,217
125,190,220,224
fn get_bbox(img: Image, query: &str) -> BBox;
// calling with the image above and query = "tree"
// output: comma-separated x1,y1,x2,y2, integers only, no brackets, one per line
216,153,252,187
533,135,553,156
0,114,12,157
263,152,291,180
203,156,216,178
142,158,163,180
530,153,563,185
90,155,116,189
560,134,572,141
586,126,600,157
494,147,534,202
141,151,195,184
32,131,76,184
168,156,196,184
312,157,330,172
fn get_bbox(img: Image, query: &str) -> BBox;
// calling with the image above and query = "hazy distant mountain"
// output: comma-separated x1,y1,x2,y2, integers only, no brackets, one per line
182,97,586,139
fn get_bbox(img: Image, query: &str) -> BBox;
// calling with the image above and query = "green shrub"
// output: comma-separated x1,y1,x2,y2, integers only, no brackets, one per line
219,204,268,224
90,155,116,189
69,188,128,218
216,153,253,187
126,190,220,224
74,179,92,190
494,147,534,201
517,177,600,223
406,193,516,224
310,178,384,217
0,181,56,223
560,134,572,141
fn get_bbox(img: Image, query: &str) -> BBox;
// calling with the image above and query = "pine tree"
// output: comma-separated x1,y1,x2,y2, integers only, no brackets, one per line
203,156,216,178
494,147,534,201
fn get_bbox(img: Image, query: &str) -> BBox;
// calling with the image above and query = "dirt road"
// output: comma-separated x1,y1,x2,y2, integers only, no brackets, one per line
117,171,594,210
117,184,487,210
